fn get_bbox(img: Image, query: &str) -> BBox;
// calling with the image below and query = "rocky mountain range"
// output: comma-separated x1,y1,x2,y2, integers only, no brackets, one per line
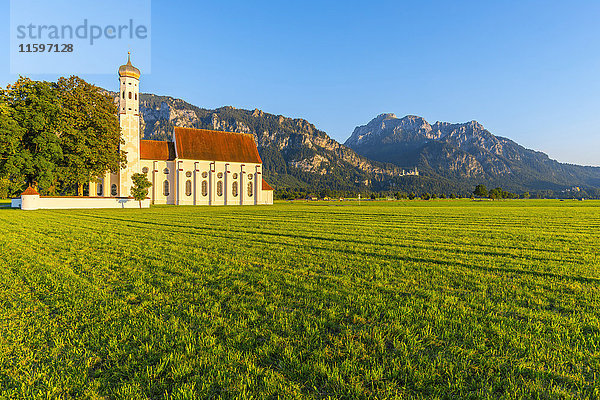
113,91,599,195
132,93,413,191
346,113,600,192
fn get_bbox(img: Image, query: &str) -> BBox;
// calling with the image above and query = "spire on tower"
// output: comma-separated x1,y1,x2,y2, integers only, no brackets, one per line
119,52,140,79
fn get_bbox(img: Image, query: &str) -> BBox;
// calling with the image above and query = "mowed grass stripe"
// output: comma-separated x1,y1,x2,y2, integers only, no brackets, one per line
0,200,599,398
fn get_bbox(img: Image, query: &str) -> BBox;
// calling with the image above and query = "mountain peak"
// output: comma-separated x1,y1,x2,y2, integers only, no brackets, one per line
345,114,433,147
376,113,398,120
345,113,600,191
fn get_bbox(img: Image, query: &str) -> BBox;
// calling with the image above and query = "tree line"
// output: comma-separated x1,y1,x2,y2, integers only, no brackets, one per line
473,184,518,199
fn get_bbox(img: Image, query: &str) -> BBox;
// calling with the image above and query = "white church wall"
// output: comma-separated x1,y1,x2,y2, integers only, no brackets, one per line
213,162,226,206
110,173,120,197
147,160,176,205
194,161,212,205
140,160,154,200
138,158,275,206
176,160,204,205
147,159,266,206
243,171,257,206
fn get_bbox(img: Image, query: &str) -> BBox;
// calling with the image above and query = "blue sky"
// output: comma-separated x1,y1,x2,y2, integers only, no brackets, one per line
2,0,599,166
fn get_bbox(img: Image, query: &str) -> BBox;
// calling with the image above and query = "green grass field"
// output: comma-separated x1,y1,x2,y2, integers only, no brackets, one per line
0,200,599,399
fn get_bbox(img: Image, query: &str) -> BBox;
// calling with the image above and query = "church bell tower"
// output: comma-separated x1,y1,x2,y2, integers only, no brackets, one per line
117,52,141,197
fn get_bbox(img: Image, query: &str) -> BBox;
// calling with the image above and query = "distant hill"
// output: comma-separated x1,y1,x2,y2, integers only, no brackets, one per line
345,113,600,193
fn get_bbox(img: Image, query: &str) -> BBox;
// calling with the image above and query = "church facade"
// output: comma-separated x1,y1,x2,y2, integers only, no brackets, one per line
92,55,273,206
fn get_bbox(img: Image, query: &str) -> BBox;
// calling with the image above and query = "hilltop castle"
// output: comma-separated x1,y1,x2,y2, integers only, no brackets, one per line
94,54,273,205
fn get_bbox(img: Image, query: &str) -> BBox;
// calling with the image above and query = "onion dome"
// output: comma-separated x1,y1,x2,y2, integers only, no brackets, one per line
118,52,140,79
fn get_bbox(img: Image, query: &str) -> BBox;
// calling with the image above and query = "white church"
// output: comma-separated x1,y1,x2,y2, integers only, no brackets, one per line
101,54,274,206
14,55,274,210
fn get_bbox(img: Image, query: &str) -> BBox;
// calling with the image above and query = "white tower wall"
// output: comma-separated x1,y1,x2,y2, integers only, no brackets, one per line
117,54,141,197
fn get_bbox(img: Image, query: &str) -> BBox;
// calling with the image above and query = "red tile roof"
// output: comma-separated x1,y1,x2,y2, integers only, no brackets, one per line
21,186,40,196
174,127,262,163
140,140,176,161
262,178,274,191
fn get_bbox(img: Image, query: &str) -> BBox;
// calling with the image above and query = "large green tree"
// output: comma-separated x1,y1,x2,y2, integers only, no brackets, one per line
1,78,63,194
0,76,124,196
56,76,124,194
0,97,22,197
473,184,488,198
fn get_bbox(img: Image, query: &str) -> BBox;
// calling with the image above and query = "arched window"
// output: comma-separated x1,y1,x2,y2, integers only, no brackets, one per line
111,184,117,196
185,180,192,196
201,180,208,196
142,167,149,175
122,91,125,99
232,181,238,197
135,93,138,100
217,181,223,197
97,184,103,196
163,180,170,196
247,182,253,197
128,92,132,99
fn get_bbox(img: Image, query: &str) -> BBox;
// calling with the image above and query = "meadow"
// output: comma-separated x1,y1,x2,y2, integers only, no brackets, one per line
0,200,599,399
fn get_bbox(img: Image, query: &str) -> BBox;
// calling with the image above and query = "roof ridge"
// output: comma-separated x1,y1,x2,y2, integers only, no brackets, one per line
174,126,255,138
173,127,262,164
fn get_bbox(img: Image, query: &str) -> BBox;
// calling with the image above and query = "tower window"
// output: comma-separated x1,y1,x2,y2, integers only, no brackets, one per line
135,93,138,100
185,180,192,196
247,182,253,197
128,92,132,99
163,180,170,196
122,91,125,99
163,168,169,175
201,180,208,196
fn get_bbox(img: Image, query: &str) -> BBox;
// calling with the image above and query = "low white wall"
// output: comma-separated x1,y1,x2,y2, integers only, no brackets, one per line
17,196,150,210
